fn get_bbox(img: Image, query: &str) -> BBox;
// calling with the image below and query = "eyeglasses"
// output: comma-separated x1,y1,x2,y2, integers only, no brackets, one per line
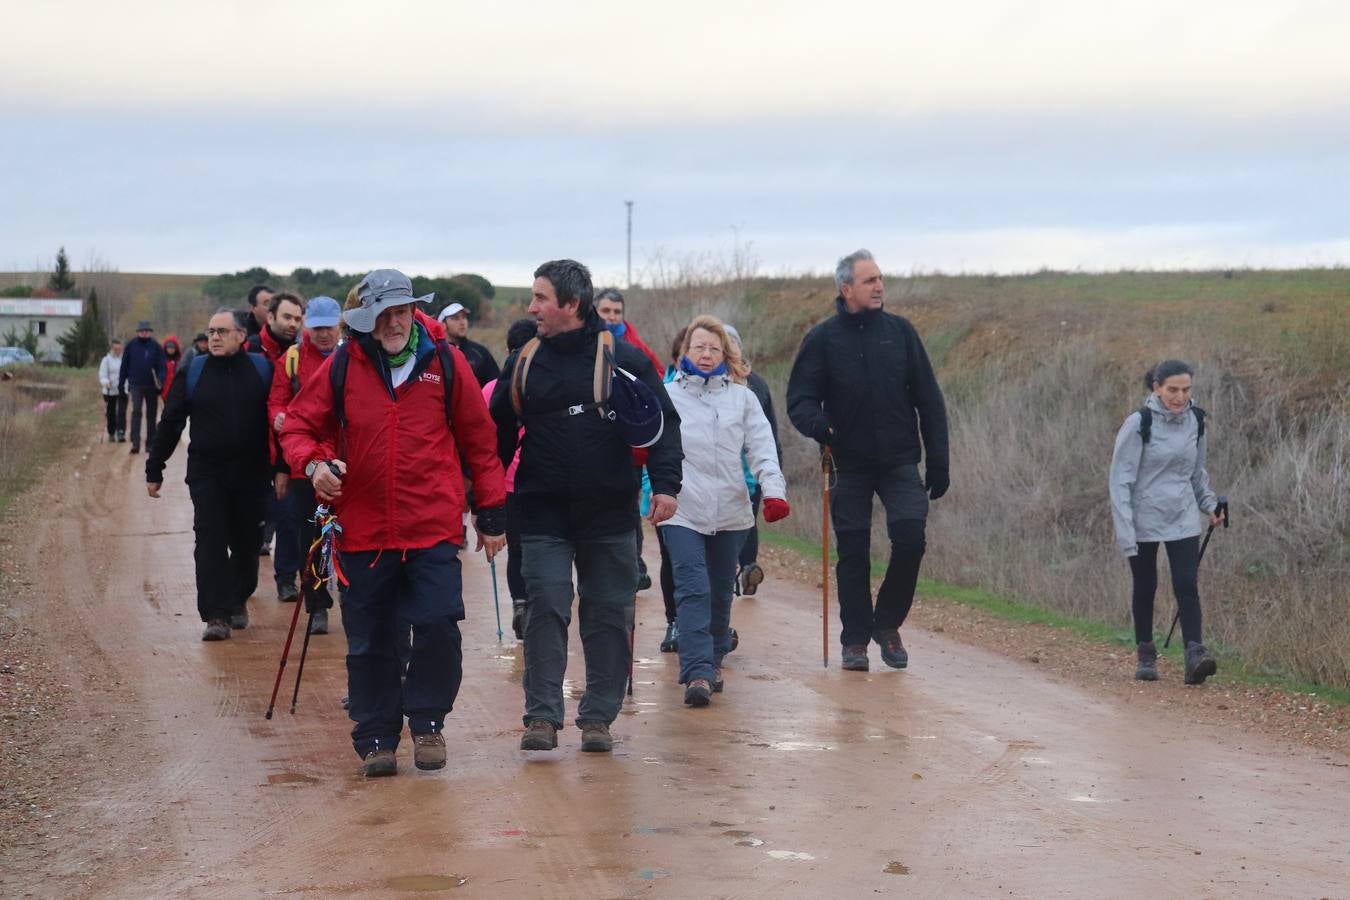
689,344,724,356
205,327,238,337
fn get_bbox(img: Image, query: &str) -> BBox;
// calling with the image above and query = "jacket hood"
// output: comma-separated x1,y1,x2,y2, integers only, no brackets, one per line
163,335,181,353
1144,392,1192,423
672,368,732,393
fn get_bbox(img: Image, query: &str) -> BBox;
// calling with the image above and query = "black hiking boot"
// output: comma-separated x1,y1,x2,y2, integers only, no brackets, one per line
841,644,870,671
1135,641,1159,681
412,732,446,770
660,622,679,653
116,431,126,442
362,749,397,777
684,679,712,707
277,578,298,602
129,445,139,454
740,562,764,596
308,610,329,635
520,720,558,751
229,605,249,630
727,627,739,654
1184,642,1217,685
874,630,909,669
579,721,613,752
201,619,231,641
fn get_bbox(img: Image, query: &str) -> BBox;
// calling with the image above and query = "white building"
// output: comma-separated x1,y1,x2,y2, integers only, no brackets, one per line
0,298,82,362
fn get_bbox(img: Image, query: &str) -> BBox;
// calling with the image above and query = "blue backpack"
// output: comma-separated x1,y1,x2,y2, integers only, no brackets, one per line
184,352,273,401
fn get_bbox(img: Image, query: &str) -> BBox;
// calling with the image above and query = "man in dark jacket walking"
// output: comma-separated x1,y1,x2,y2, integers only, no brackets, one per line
146,309,273,640
119,320,167,454
787,249,949,672
491,259,683,754
438,302,501,388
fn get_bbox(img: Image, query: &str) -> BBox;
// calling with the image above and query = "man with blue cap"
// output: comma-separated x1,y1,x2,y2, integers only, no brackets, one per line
269,295,343,634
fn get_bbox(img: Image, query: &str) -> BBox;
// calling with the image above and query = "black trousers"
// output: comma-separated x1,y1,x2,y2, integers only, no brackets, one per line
128,384,159,449
739,487,763,567
103,394,126,437
1129,536,1202,645
831,462,929,646
505,492,527,601
187,474,266,622
658,525,676,624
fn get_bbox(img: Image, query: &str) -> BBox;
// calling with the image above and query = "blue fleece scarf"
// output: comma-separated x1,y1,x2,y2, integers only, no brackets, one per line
605,321,628,339
680,355,727,378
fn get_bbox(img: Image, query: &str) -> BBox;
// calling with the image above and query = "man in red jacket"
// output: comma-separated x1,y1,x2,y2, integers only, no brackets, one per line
596,288,663,591
268,295,342,635
281,270,507,778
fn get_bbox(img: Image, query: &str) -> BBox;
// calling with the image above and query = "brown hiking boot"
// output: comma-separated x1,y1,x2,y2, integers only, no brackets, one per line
412,732,446,770
362,749,397,777
874,630,908,669
201,619,231,641
520,720,558,751
684,679,712,707
579,721,613,753
841,644,870,671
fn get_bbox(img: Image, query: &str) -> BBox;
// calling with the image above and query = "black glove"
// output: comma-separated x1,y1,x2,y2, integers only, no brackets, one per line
924,465,950,501
305,584,334,613
476,504,506,537
813,421,835,446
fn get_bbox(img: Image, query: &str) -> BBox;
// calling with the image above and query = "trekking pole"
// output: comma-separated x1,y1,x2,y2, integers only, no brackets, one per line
627,605,636,698
265,585,307,719
1164,496,1228,649
289,613,316,714
821,448,833,669
489,557,503,643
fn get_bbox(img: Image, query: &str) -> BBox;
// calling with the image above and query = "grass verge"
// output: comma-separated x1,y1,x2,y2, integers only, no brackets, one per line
0,366,100,518
760,529,1350,707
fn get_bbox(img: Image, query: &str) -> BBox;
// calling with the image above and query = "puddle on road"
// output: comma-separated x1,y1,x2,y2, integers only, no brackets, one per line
735,838,765,847
356,814,392,826
266,772,318,786
384,874,468,891
638,869,670,881
767,850,814,861
721,830,752,838
884,861,911,875
747,741,834,752
633,826,678,835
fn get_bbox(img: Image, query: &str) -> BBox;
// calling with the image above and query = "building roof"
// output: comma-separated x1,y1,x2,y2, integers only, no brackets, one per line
0,298,82,316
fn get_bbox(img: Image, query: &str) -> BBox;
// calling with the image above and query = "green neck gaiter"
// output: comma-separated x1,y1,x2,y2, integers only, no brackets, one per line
385,323,418,367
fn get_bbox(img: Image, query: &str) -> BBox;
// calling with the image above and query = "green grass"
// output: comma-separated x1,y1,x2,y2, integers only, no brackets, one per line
761,529,1350,707
0,366,100,518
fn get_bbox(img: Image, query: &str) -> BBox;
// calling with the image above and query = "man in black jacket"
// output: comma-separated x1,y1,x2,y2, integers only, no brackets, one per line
146,309,273,641
490,259,682,754
787,249,949,672
438,302,501,388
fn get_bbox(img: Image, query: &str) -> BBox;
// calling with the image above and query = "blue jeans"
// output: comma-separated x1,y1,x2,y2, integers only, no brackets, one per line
338,542,463,758
270,488,301,582
521,532,636,728
661,525,747,684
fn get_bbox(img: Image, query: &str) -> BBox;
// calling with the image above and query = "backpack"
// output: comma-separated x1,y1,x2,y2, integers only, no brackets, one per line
328,338,456,430
283,344,302,396
185,351,272,401
510,330,615,419
1138,404,1206,445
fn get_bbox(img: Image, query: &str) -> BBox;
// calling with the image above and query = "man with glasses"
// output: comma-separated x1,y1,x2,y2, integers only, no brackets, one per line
146,309,275,640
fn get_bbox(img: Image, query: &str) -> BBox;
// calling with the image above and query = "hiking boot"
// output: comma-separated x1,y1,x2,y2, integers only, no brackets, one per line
579,721,613,753
684,679,712,707
201,619,231,641
229,606,249,630
116,431,126,442
874,630,908,669
712,668,724,693
129,445,140,454
412,732,446,771
841,644,870,671
362,749,397,777
1184,642,1217,685
520,720,558,751
727,627,739,654
740,562,764,596
277,579,299,602
340,695,350,710
1135,641,1159,681
308,609,329,635
637,572,653,591
659,622,679,653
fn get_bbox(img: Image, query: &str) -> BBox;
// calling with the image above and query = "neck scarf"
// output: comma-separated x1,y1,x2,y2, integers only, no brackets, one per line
385,324,419,367
605,321,628,339
680,355,727,378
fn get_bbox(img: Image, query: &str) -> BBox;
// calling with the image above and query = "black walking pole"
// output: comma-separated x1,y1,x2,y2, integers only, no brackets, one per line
265,584,308,719
1164,496,1228,649
289,613,317,714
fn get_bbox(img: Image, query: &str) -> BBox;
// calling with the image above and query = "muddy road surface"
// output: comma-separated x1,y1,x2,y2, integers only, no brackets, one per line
2,437,1348,898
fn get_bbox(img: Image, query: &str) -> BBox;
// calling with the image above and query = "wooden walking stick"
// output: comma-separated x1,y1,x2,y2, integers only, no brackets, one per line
821,448,834,668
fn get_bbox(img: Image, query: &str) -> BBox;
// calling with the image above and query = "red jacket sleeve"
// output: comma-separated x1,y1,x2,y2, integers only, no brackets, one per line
447,345,507,510
279,352,339,478
623,322,665,376
268,350,292,433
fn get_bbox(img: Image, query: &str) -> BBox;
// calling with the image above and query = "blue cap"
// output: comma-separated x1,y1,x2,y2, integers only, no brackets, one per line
305,295,341,328
609,365,665,448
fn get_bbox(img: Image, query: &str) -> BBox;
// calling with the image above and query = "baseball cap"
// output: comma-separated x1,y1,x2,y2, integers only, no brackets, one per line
437,302,467,322
609,365,665,448
343,269,433,333
305,295,341,328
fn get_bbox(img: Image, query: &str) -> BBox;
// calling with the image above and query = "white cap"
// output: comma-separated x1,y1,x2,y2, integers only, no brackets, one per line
437,302,467,322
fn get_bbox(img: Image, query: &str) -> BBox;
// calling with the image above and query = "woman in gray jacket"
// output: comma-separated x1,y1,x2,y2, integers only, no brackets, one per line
1110,359,1224,685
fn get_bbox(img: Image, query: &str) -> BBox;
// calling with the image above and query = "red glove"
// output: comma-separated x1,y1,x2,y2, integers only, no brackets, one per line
762,498,790,522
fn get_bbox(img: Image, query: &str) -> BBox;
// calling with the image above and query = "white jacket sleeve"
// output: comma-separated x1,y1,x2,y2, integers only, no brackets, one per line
1109,414,1142,557
743,391,786,501
1191,432,1218,515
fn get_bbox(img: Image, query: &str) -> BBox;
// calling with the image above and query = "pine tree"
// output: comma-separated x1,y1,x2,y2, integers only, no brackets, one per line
48,246,76,294
57,287,109,367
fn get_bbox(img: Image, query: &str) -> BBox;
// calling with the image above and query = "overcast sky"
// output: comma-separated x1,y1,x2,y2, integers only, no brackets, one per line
4,0,1349,285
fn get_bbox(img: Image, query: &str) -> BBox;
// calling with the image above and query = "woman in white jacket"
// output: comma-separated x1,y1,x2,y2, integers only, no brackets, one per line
97,340,127,442
660,316,789,707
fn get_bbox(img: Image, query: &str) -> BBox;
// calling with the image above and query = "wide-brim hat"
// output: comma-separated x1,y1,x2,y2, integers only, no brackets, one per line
305,295,342,328
344,269,433,333
136,320,153,331
609,366,664,449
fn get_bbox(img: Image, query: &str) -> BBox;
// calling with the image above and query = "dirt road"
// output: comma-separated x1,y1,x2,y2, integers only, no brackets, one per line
2,436,1348,899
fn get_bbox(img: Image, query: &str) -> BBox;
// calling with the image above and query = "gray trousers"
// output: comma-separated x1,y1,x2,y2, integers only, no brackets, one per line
521,532,636,729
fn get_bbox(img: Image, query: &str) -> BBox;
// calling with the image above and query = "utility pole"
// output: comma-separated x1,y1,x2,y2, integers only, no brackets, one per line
625,200,633,289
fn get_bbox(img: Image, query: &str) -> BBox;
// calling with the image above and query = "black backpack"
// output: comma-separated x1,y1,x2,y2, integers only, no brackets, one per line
1138,404,1206,445
329,338,456,430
